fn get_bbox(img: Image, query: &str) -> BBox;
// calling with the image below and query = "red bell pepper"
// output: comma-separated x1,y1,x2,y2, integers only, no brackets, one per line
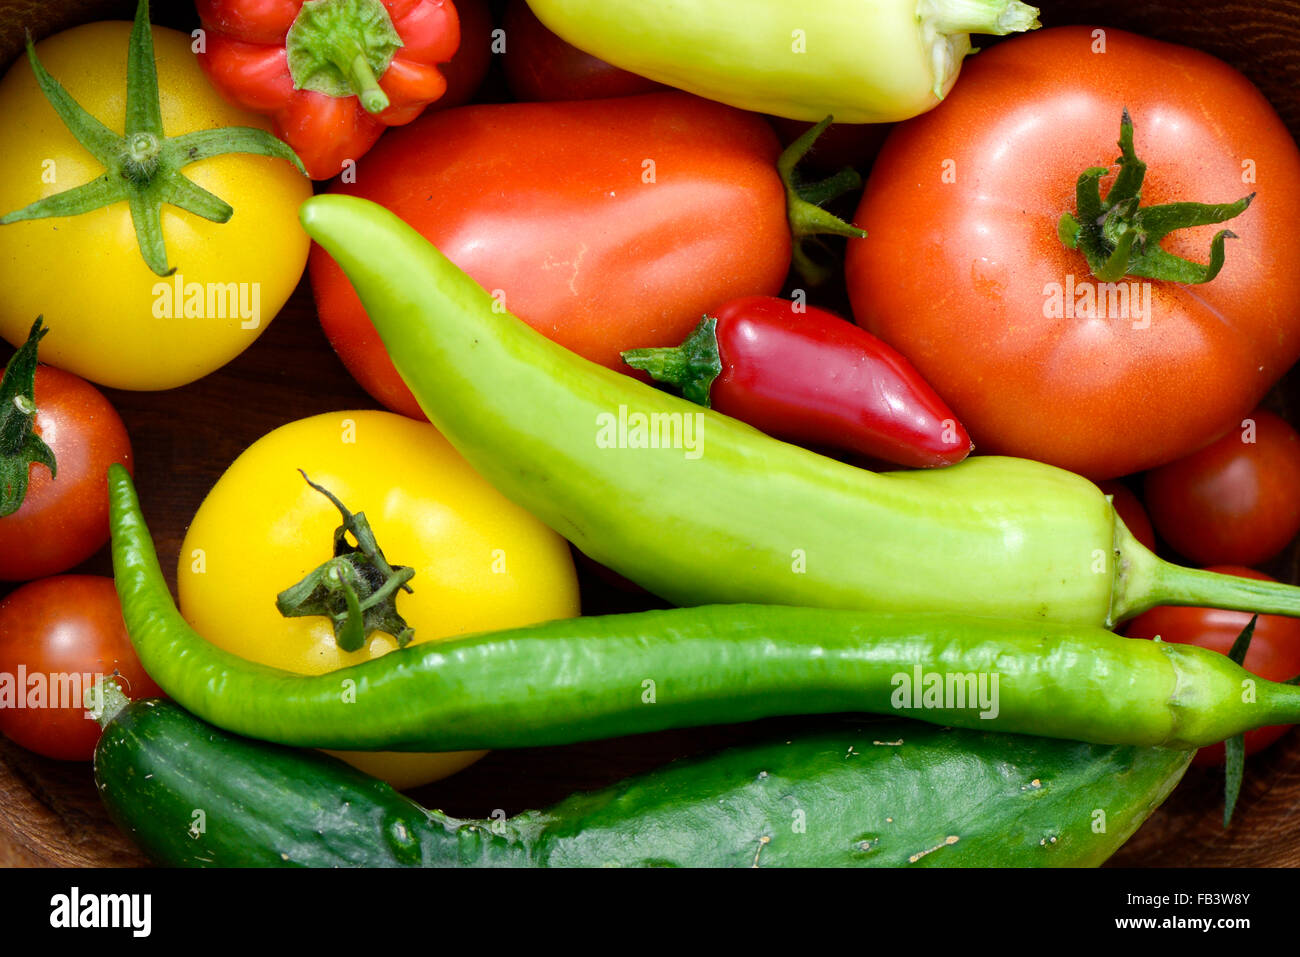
195,0,460,179
622,296,973,468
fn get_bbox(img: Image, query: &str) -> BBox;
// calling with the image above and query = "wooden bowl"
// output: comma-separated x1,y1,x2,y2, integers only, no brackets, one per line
3,0,1300,867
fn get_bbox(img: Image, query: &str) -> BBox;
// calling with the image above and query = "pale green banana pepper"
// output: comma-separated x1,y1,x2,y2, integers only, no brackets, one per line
523,0,1042,123
299,194,1300,629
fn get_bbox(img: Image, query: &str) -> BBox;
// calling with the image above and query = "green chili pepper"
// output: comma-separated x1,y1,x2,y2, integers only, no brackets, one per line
297,194,1300,629
522,0,1042,123
108,464,1300,753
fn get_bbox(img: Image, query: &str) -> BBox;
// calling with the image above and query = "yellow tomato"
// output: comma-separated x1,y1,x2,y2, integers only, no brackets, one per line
0,23,311,390
178,411,581,788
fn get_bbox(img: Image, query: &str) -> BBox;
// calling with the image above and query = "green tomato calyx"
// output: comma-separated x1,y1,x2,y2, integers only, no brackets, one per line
0,0,306,277
286,0,404,114
0,317,57,517
275,470,416,653
778,115,868,287
1058,109,1254,284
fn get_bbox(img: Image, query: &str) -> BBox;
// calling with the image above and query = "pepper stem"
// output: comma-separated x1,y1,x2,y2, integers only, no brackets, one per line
275,470,416,652
1112,517,1300,624
1058,110,1254,284
778,116,868,287
923,0,1042,36
0,317,56,517
285,0,404,114
621,317,723,407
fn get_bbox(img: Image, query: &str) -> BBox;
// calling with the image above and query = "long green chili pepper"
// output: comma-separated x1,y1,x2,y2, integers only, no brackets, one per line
298,194,1300,629
109,464,1300,753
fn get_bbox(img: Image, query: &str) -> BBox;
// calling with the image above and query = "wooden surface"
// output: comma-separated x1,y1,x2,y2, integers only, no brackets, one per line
5,0,1300,868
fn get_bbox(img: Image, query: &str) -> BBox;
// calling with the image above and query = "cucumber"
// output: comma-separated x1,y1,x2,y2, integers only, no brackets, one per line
94,699,1191,867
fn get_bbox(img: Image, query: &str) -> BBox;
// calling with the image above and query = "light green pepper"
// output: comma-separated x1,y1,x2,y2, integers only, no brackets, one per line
523,0,1041,122
298,194,1300,629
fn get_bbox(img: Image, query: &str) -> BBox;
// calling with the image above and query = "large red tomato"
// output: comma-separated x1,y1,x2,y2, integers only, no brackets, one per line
310,92,790,419
845,26,1300,480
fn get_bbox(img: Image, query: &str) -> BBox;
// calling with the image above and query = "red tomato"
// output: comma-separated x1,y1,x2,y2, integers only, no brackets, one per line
311,92,791,419
0,363,132,581
433,0,494,109
1096,480,1157,553
1144,410,1300,566
845,26,1300,480
0,576,163,761
1125,566,1300,765
501,0,663,101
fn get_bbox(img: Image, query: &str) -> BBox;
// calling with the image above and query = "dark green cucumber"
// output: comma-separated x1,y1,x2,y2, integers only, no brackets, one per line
96,698,1191,867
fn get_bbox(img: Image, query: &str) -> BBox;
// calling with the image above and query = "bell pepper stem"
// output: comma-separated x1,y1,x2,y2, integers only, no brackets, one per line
347,52,390,113
285,0,403,113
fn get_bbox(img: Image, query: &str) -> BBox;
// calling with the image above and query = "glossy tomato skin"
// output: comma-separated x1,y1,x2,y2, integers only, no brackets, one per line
311,92,790,419
0,576,163,761
0,24,312,391
1125,566,1300,765
1144,410,1300,567
845,26,1300,480
178,411,581,788
0,365,132,581
502,0,663,101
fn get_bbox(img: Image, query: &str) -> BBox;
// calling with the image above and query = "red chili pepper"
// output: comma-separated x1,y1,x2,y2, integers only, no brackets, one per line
622,296,973,468
195,0,460,179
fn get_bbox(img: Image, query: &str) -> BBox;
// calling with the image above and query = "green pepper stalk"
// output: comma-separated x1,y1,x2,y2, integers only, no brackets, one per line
298,194,1300,628
0,0,305,277
108,463,1300,754
0,318,56,516
522,0,1041,124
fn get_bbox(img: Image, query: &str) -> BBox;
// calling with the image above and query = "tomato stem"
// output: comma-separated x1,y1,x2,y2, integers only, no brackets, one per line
778,116,868,287
0,0,305,277
0,317,56,517
274,470,416,653
1058,110,1254,284
285,0,404,114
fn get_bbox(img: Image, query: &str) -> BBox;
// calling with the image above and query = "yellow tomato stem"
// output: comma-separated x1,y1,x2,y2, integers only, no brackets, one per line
274,470,416,652
0,0,304,276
